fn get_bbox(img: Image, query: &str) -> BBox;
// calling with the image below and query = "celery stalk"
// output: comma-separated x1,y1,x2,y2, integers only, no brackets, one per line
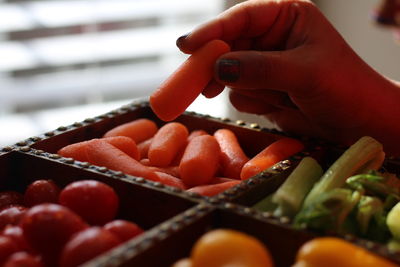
272,157,323,218
356,196,383,235
387,202,400,239
303,136,384,208
294,188,361,233
388,239,400,253
253,194,277,212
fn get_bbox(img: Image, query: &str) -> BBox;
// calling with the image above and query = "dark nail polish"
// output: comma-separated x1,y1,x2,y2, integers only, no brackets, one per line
218,59,240,83
176,33,190,48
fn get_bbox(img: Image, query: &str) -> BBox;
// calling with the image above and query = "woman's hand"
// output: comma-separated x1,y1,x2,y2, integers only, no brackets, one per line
177,0,400,155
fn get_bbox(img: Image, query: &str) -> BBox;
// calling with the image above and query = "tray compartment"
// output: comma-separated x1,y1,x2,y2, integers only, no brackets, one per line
24,101,314,199
86,205,316,267
29,101,297,158
0,150,197,232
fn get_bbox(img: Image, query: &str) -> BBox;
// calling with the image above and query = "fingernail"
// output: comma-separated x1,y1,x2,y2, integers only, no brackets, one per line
176,33,190,47
217,59,240,83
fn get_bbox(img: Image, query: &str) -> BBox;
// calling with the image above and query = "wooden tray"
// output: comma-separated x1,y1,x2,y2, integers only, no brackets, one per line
1,99,398,267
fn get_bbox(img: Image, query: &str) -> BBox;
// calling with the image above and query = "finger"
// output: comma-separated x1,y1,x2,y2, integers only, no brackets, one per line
231,88,298,110
264,109,326,138
215,50,313,95
229,90,279,115
230,39,254,51
202,79,225,98
176,0,310,53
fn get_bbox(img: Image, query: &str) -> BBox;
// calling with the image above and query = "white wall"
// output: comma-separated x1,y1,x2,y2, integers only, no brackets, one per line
316,0,400,80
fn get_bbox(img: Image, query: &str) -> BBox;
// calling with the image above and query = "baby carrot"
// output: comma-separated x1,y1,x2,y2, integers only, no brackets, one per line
154,172,186,190
187,180,241,197
171,130,208,166
148,122,189,167
103,118,158,143
209,177,237,184
214,129,249,179
188,130,208,142
85,139,159,182
58,136,139,162
139,158,151,166
179,135,221,187
137,138,153,159
149,166,180,178
140,158,181,178
170,129,205,166
58,141,89,162
102,136,139,160
171,145,187,166
240,138,305,180
150,39,231,121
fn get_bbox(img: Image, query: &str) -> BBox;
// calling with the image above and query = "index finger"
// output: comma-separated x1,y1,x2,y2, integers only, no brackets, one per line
176,0,292,53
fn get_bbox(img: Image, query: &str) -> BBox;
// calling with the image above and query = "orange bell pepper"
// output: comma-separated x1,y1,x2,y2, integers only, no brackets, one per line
191,229,274,267
171,229,274,267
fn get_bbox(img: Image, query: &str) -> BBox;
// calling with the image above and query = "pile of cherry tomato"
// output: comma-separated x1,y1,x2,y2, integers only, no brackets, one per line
0,179,143,267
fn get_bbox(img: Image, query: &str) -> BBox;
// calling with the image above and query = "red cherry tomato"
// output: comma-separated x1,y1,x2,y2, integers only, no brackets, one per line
20,204,88,262
0,192,23,211
3,252,43,267
0,235,19,265
24,180,61,207
59,180,119,225
59,227,121,267
103,220,144,242
2,225,32,253
0,205,27,230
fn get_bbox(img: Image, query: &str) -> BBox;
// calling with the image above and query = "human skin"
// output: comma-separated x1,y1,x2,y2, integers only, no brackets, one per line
176,0,400,156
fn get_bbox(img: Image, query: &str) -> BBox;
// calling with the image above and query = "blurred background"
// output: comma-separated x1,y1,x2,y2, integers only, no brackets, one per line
0,0,399,146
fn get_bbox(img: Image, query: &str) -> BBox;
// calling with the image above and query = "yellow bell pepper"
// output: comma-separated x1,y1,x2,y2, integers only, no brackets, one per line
293,237,399,267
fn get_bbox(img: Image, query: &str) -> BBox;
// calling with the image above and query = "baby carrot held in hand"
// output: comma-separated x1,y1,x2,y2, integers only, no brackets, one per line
103,118,158,144
214,129,249,179
240,137,304,180
148,122,189,167
179,135,221,187
150,39,231,121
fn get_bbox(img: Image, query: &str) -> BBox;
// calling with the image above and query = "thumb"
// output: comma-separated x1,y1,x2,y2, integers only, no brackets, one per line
214,50,314,95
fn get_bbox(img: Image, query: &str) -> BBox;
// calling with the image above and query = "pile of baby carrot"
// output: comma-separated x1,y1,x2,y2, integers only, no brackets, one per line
57,118,304,197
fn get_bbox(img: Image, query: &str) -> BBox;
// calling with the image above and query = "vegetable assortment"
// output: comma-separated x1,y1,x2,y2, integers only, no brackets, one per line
0,179,144,267
58,118,305,196
254,136,400,247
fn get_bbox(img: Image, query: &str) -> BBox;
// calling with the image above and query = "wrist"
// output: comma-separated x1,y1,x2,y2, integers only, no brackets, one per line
350,74,400,156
